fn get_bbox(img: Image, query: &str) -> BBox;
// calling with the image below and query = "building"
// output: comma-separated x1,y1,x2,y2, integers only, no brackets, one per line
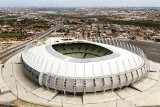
21,38,149,94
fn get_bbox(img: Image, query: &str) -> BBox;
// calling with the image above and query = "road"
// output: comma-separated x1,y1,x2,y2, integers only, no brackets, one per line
1,28,160,63
126,40,160,63
0,24,62,61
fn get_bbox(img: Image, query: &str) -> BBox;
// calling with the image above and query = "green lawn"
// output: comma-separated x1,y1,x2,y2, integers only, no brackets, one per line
0,32,24,38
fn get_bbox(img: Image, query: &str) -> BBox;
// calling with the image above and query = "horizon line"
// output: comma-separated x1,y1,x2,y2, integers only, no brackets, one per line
0,6,160,8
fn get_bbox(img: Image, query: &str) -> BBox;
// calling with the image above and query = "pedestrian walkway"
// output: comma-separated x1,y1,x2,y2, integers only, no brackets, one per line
1,53,160,107
0,64,17,104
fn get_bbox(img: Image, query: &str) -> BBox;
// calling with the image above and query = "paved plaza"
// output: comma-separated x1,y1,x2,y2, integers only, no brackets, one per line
0,52,160,107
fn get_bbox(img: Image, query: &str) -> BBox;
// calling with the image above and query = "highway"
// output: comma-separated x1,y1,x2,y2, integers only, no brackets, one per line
1,25,160,64
0,24,62,61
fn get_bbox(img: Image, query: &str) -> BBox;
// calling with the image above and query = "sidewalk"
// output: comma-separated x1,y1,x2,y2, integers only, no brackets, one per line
0,64,17,104
1,52,160,107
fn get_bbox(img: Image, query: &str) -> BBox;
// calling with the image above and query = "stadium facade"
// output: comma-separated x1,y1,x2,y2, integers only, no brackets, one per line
21,38,149,94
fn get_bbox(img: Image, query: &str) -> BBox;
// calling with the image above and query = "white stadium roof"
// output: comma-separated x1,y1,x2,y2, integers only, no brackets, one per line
22,40,144,78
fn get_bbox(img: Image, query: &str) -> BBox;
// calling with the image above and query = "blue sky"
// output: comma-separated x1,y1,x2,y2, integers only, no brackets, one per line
0,0,160,7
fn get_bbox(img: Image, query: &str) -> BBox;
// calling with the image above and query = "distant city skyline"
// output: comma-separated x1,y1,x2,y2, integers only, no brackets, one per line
0,0,160,7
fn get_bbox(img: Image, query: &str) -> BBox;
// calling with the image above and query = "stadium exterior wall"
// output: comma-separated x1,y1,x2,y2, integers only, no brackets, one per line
20,39,149,94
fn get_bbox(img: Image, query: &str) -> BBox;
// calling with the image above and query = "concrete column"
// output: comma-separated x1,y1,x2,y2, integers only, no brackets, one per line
39,72,44,86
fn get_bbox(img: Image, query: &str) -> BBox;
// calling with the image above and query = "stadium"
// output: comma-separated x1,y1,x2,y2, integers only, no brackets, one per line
21,38,149,94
